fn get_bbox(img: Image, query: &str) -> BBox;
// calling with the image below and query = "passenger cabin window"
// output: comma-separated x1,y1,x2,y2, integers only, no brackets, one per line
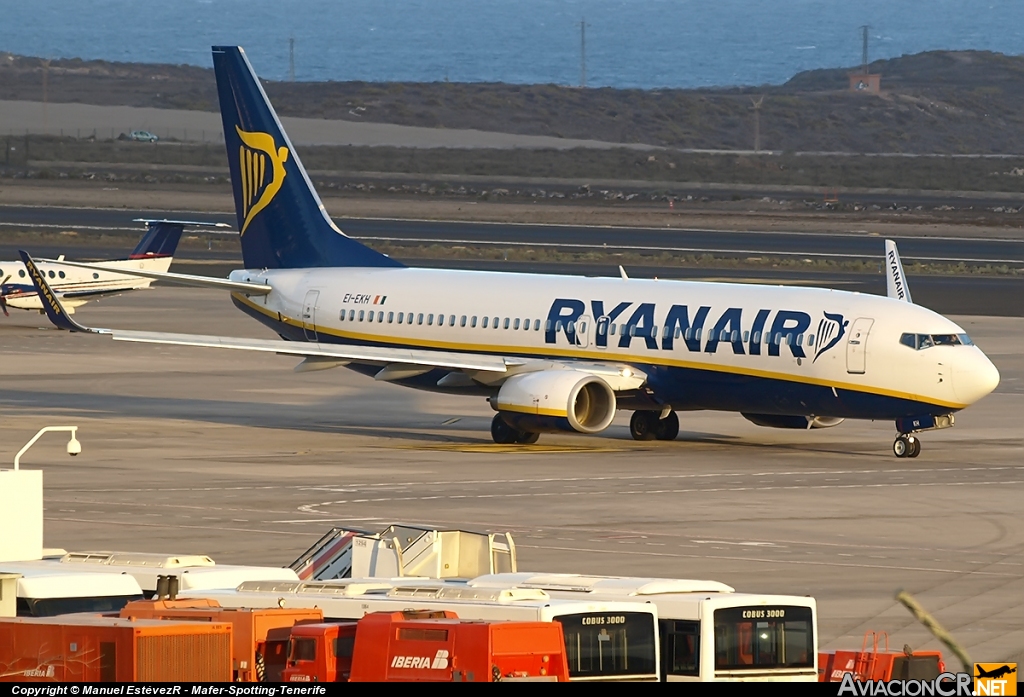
358,310,365,321
514,318,521,330
534,319,541,331
460,315,467,327
417,313,424,325
483,317,489,329
427,314,434,325
504,318,510,330
348,310,355,321
387,312,394,323
471,316,478,328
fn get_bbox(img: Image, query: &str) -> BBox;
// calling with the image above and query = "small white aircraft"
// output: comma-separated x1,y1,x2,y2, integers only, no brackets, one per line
21,46,1000,458
1,219,223,316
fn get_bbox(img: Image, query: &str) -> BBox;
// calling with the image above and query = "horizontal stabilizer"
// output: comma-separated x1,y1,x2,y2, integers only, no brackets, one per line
35,258,273,295
885,239,913,303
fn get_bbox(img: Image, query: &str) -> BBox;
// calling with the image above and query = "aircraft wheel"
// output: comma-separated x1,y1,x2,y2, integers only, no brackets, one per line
907,436,921,458
630,411,659,441
516,431,540,445
655,411,680,441
893,434,911,458
491,414,520,445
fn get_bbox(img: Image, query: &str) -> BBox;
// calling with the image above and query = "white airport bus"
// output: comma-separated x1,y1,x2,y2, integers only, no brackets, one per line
7,569,145,617
188,579,660,681
466,574,818,682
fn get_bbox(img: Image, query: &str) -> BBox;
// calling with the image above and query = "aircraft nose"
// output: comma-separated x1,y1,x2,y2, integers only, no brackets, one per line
952,349,1000,404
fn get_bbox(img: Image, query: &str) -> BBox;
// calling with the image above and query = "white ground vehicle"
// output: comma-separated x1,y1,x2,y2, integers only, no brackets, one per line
467,574,818,682
188,579,661,681
0,552,298,597
4,567,144,617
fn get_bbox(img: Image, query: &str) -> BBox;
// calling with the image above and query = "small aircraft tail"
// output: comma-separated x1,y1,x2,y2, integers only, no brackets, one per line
127,220,186,259
211,46,402,271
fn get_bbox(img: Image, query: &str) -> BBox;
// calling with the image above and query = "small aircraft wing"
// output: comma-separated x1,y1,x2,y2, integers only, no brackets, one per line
884,239,913,303
33,257,272,295
19,250,507,373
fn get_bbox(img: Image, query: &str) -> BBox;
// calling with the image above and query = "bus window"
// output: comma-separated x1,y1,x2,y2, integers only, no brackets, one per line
557,612,657,680
713,606,813,671
661,619,700,678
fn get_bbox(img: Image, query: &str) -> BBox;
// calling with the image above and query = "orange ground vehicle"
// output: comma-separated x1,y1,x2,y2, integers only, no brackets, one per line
119,597,323,681
0,615,231,682
282,610,570,682
819,631,946,682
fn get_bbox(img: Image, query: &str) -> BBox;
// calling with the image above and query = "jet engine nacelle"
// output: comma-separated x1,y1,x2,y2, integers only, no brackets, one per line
491,370,617,434
741,413,845,430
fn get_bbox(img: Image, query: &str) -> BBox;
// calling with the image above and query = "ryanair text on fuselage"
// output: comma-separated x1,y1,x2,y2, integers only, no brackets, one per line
545,298,843,360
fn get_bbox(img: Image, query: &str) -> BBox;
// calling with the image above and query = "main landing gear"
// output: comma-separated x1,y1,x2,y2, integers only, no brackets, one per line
629,410,679,441
491,414,540,445
892,433,921,459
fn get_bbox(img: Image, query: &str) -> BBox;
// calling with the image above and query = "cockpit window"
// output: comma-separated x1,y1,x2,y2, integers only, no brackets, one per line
900,333,972,350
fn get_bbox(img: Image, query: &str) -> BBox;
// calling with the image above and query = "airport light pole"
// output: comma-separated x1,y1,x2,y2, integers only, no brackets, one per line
13,426,81,470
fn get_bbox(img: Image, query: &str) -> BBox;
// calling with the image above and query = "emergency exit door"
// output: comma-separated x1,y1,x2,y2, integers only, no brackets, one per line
302,290,320,342
846,317,874,374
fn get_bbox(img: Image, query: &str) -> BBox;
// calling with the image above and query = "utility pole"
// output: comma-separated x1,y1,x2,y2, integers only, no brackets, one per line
751,95,764,153
41,59,50,134
289,36,295,81
860,25,870,74
579,18,588,88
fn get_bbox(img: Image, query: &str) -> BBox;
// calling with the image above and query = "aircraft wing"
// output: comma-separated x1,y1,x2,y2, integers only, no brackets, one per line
107,329,510,372
34,257,272,296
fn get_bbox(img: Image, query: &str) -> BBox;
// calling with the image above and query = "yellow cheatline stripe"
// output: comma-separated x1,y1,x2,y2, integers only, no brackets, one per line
495,403,568,418
231,293,968,410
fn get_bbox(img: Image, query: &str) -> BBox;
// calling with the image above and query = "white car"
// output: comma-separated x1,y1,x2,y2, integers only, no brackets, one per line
129,130,158,143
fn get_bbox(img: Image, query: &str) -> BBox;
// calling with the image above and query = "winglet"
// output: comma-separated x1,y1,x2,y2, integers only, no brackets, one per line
18,251,104,333
619,265,629,281
885,239,913,303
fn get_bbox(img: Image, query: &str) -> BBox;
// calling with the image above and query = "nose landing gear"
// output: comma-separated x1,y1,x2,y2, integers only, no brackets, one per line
891,414,955,458
893,434,921,458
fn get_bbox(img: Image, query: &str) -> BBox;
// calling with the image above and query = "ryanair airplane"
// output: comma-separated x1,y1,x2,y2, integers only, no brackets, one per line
1,219,218,316
21,46,1000,458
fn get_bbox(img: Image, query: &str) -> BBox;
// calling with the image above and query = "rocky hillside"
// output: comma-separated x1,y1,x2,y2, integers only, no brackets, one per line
2,49,1024,153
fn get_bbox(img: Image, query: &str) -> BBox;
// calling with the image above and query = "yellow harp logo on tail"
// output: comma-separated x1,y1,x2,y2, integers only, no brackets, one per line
236,125,289,235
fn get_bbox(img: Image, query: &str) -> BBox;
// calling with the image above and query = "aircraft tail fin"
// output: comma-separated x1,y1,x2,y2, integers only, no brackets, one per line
127,219,232,259
211,46,402,270
128,220,185,259
885,239,913,303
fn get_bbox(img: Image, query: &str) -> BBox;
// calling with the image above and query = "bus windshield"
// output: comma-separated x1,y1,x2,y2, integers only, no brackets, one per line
557,611,658,679
713,606,814,671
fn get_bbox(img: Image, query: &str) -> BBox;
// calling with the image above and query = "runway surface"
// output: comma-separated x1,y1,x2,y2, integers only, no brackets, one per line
1,288,1022,663
4,204,1024,264
3,203,1024,316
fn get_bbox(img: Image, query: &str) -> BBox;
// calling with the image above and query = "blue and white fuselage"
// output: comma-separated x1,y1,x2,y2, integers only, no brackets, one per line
228,265,996,422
